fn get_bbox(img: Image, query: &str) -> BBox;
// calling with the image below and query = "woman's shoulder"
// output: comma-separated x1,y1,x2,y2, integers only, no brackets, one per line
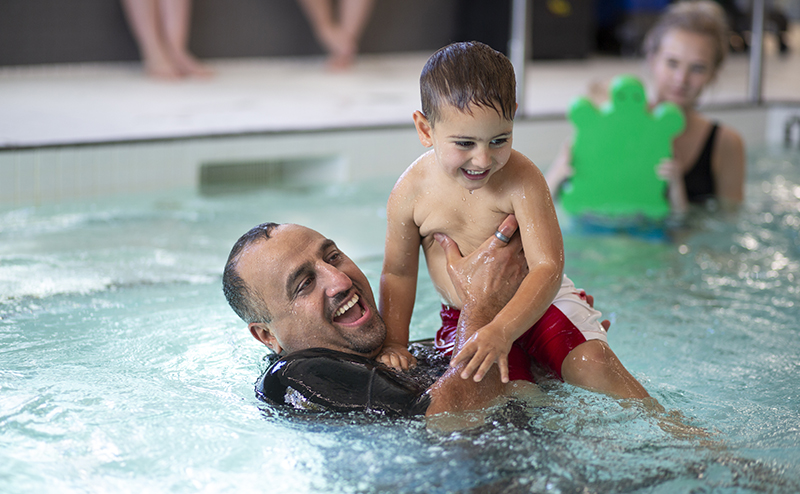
714,123,745,151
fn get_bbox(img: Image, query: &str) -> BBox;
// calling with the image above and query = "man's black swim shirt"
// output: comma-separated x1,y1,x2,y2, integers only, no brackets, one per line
255,348,434,417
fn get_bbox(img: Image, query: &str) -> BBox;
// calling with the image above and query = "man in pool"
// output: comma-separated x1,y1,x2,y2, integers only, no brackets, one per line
223,215,533,417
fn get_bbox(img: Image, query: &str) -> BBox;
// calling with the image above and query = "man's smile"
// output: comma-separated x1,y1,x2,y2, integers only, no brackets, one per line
333,293,367,325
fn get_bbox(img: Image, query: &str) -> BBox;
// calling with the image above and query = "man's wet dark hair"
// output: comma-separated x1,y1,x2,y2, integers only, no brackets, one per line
222,222,280,324
420,41,516,126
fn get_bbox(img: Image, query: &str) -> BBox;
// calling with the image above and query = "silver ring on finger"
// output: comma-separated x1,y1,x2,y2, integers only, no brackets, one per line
494,230,510,243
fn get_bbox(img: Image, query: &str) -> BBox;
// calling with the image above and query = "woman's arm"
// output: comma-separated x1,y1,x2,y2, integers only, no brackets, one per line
713,125,746,209
544,140,574,196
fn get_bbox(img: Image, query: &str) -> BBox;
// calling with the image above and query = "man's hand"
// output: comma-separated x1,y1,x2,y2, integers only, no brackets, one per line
376,343,417,371
434,214,527,312
433,214,528,383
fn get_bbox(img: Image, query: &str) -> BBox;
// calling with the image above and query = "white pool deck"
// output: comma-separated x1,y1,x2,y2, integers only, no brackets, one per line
1,28,799,206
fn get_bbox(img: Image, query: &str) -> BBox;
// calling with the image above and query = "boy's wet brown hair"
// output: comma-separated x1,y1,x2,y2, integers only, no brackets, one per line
420,41,516,126
643,0,729,75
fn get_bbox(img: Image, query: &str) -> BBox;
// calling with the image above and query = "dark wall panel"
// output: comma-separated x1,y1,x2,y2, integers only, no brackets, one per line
0,0,459,66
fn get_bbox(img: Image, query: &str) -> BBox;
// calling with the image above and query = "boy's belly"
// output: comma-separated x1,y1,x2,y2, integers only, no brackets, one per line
422,245,462,308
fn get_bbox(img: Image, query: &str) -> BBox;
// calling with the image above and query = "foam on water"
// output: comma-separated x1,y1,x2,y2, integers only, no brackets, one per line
1,149,799,493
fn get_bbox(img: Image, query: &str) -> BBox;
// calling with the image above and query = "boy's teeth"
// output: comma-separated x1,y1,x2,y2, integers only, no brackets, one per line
465,169,484,175
334,295,359,317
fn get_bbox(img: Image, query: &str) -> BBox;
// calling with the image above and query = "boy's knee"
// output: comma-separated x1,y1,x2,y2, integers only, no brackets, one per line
560,339,650,400
560,340,620,386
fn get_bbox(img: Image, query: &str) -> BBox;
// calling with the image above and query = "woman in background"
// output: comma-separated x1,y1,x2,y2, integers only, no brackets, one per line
547,0,746,215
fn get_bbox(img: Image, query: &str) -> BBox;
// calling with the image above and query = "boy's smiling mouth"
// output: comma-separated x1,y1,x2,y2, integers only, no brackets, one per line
461,168,490,181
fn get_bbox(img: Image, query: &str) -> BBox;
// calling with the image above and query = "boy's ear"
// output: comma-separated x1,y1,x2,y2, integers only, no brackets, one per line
412,111,434,147
249,322,282,354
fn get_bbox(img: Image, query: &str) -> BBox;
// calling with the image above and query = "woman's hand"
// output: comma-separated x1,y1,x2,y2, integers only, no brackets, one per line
657,158,689,214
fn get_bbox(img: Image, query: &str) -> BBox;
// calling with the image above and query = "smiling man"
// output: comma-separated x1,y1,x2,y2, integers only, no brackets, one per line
223,217,528,418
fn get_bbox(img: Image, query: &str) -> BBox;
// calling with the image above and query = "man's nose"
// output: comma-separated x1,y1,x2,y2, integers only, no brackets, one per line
320,263,353,297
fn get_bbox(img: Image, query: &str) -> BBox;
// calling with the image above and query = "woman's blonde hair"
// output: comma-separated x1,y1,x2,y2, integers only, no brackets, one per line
643,0,730,73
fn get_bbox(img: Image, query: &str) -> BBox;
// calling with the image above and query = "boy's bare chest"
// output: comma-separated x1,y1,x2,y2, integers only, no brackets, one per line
414,189,510,252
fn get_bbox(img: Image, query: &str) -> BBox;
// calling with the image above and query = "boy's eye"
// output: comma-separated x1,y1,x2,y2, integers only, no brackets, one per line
666,59,679,69
491,138,509,146
454,141,474,148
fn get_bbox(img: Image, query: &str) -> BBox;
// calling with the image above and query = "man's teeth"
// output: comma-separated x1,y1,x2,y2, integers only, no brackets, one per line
334,294,360,318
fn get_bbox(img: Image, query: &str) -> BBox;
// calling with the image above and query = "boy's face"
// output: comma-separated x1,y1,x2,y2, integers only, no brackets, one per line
416,104,514,191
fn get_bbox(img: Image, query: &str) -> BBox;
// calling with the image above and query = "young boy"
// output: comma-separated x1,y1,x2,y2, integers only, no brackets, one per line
378,42,650,400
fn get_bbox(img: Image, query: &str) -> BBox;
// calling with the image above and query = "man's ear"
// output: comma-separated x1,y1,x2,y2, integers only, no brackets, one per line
412,111,434,147
249,322,282,354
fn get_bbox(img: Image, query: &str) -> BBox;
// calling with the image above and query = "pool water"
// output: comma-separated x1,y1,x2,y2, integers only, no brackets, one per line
1,146,799,493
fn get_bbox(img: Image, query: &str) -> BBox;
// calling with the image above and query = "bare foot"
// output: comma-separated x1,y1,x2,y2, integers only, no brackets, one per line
171,51,214,78
319,28,357,71
143,57,183,80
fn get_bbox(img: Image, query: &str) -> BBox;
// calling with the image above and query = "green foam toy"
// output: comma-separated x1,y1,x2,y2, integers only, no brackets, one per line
560,75,685,220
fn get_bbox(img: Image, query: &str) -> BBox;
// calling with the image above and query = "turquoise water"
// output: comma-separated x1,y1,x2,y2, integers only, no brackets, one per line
1,147,799,493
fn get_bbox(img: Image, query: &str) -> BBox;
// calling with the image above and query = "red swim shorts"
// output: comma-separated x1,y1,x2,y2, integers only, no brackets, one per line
434,303,590,382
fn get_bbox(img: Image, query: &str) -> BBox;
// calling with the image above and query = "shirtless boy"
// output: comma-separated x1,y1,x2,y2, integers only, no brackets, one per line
377,41,650,400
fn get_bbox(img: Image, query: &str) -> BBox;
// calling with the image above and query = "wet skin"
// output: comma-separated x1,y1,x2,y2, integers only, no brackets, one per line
240,224,386,357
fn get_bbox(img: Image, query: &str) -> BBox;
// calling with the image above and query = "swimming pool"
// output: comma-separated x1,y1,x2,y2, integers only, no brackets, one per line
1,144,799,493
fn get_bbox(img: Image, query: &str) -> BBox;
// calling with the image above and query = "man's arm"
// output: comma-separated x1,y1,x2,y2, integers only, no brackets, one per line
425,215,528,416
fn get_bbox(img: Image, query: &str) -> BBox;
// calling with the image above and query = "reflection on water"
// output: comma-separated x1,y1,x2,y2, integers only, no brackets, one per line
0,147,798,493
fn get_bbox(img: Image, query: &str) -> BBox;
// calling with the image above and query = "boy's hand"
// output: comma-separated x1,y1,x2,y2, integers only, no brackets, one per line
451,327,514,383
376,343,417,371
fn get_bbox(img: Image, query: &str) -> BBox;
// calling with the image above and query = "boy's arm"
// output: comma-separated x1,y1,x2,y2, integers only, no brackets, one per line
378,182,422,370
426,215,528,417
451,157,565,382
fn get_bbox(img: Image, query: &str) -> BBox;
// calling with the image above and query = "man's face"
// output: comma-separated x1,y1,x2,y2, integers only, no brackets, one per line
238,224,386,357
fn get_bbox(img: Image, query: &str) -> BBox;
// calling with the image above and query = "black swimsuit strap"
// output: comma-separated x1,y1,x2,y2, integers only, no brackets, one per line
683,122,719,203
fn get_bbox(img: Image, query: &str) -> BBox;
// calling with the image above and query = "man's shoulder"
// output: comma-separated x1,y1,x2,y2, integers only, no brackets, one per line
256,347,433,417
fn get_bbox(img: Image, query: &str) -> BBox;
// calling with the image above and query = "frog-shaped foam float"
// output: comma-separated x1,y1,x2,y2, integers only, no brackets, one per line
560,75,685,220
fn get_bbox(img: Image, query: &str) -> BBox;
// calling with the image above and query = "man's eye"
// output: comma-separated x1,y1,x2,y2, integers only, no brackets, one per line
327,251,341,264
297,277,314,294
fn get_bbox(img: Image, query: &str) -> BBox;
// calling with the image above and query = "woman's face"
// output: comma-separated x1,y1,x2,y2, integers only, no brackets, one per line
650,28,718,110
